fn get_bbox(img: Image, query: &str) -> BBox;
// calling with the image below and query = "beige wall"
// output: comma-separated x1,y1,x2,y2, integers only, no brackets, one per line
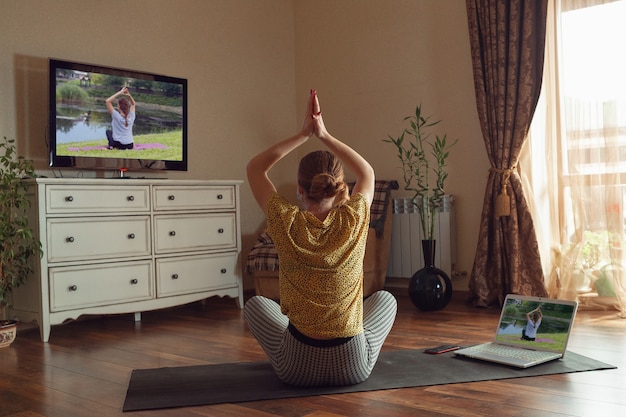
1,0,488,291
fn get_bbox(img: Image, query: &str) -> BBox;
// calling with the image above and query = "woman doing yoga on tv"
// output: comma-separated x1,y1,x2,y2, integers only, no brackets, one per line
105,86,136,150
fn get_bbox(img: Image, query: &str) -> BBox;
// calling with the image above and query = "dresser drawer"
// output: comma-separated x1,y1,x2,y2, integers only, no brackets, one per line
153,213,236,253
47,216,151,262
156,253,238,297
46,185,150,214
49,260,154,312
153,186,235,211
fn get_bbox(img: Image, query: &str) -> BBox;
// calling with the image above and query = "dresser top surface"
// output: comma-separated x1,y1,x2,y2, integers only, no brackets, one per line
30,178,243,186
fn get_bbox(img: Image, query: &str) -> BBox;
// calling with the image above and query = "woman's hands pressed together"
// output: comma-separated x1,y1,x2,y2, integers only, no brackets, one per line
307,89,328,139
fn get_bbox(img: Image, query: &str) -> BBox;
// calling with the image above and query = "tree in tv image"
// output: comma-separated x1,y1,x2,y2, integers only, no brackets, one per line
495,300,575,351
54,68,184,161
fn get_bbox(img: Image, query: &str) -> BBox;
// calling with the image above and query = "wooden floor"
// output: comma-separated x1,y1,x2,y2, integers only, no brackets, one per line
1,288,625,417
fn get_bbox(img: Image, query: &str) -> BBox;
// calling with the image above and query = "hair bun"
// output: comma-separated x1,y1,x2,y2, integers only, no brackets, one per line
308,173,334,200
297,150,345,203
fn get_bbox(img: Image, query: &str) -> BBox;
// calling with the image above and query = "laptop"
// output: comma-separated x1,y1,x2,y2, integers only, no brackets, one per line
454,294,579,368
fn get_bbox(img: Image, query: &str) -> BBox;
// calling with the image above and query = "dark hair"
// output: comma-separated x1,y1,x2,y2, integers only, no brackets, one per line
118,98,130,126
298,150,348,204
118,98,129,114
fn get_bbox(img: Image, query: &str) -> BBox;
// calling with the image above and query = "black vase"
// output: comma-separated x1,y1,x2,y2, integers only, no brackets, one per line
408,240,453,311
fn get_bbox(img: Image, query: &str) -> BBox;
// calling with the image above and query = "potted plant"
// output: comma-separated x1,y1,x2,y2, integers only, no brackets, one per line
384,104,457,310
0,137,41,348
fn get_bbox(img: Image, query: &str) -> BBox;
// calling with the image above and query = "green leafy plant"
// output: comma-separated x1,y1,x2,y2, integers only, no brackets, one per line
0,137,42,306
384,104,457,240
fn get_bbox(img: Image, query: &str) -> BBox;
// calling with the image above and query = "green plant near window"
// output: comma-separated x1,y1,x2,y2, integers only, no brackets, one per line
384,104,457,240
0,137,42,307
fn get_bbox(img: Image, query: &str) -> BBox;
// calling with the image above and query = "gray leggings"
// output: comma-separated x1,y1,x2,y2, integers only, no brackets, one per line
243,290,397,386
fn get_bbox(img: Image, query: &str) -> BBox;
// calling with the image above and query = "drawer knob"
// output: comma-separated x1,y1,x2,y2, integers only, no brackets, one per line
218,228,224,234
217,194,223,200
130,278,139,285
128,233,136,239
69,285,78,291
169,231,176,237
168,195,175,201
171,273,179,280
220,268,227,274
66,236,75,243
127,195,135,202
65,196,74,202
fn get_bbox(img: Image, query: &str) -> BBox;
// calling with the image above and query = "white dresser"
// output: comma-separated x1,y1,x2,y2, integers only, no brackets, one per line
10,178,243,342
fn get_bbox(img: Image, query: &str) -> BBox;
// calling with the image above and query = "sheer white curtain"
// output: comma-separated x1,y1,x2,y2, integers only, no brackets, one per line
522,0,626,315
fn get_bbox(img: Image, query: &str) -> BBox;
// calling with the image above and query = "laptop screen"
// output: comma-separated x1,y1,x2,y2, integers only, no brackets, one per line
494,295,578,353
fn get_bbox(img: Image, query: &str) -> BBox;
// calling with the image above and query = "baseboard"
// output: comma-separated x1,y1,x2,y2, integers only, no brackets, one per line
384,276,409,289
385,277,469,300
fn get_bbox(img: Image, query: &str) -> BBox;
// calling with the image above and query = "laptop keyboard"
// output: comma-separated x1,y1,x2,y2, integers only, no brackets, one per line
467,343,557,361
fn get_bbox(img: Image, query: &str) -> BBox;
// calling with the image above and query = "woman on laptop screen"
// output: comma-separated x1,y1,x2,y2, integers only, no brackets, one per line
522,306,543,341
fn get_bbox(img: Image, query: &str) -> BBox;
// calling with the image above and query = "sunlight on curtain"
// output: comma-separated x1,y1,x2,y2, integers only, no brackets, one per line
523,0,626,316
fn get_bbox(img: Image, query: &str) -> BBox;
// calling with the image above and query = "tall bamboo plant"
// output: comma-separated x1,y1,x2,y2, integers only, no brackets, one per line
384,104,457,240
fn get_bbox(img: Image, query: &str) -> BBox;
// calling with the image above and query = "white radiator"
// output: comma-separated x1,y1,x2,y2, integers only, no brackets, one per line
387,196,456,279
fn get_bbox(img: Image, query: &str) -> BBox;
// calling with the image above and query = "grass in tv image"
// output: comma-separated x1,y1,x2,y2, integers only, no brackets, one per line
54,69,183,161
494,299,575,352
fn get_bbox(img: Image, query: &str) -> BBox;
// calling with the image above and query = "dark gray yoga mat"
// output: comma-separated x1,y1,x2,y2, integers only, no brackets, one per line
123,349,615,412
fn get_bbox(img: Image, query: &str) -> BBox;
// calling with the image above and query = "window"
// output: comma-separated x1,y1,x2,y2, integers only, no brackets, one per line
561,1,626,176
526,0,626,312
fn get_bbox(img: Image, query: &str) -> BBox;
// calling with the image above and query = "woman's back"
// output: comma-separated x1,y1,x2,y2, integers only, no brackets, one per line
266,192,370,339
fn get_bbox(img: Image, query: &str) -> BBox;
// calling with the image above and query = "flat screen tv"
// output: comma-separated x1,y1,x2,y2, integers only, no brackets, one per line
49,58,188,174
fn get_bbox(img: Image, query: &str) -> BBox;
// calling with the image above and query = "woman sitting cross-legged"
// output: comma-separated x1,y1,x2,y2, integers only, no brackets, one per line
244,89,397,387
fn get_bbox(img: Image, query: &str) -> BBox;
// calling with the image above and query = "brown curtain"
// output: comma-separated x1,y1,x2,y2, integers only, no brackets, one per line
466,0,549,307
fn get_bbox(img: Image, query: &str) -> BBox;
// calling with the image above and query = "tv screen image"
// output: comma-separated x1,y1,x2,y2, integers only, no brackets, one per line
49,58,188,173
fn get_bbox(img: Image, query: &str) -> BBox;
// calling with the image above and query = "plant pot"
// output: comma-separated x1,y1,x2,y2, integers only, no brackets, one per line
408,240,453,311
0,319,18,348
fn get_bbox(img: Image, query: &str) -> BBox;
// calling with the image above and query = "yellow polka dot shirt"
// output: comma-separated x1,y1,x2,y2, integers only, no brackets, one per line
265,192,370,339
